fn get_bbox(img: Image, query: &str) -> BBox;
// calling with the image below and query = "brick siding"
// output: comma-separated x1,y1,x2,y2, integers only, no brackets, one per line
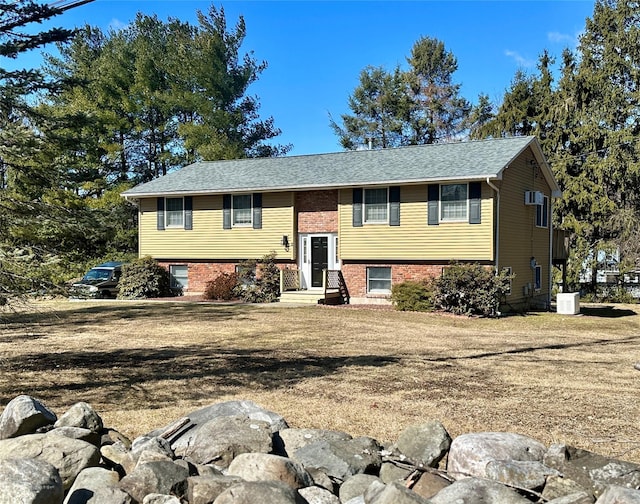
341,262,445,299
158,260,292,293
296,190,338,233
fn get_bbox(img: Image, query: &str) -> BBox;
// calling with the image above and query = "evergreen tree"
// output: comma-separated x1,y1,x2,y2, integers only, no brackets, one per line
329,65,407,149
331,36,470,149
404,36,470,144
472,1,640,291
0,0,97,305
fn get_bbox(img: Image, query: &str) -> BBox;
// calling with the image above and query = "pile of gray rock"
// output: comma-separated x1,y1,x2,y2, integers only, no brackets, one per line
1,395,640,504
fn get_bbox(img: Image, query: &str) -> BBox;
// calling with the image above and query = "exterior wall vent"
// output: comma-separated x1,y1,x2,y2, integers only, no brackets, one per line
524,191,544,206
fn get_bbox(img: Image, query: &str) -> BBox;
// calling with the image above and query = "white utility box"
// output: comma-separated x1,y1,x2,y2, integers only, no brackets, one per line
557,292,580,315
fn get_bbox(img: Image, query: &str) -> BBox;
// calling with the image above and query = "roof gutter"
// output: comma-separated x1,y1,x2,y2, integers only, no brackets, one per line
486,177,500,272
120,174,502,200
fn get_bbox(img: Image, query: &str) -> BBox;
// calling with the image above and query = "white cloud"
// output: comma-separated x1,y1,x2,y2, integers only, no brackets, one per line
504,50,535,68
108,18,127,32
548,30,581,47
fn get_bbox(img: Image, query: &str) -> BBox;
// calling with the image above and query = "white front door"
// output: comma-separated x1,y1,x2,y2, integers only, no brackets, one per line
299,233,339,289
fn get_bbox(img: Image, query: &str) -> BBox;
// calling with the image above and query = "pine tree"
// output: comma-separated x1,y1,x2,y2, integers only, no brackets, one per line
331,36,470,150
0,0,96,306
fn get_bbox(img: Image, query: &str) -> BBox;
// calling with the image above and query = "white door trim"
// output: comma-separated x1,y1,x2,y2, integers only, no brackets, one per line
299,233,339,290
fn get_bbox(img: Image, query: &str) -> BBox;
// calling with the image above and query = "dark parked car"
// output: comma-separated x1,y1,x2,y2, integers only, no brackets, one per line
70,261,124,298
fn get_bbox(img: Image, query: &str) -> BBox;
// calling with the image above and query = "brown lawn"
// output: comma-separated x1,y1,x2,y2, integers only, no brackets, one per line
2,300,640,463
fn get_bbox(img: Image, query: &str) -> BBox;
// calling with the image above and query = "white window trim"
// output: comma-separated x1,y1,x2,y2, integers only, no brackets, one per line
367,266,392,294
165,197,184,228
439,183,469,223
170,264,188,289
364,187,389,224
534,264,542,291
232,194,253,227
536,195,549,228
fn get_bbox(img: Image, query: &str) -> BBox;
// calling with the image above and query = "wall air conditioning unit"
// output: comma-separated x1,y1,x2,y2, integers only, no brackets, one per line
524,191,544,206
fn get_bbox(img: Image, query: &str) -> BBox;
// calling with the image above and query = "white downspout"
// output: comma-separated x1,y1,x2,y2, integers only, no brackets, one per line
548,197,554,310
486,177,500,272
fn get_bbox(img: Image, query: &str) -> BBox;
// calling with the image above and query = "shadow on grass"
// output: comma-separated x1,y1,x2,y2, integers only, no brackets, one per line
0,345,399,406
579,305,637,318
423,334,640,362
1,301,262,327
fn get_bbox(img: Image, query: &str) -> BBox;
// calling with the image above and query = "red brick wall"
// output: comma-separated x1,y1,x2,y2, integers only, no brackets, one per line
296,190,338,233
158,260,293,293
341,262,444,299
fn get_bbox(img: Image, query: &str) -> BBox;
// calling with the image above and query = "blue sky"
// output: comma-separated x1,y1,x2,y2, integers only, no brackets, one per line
27,0,595,155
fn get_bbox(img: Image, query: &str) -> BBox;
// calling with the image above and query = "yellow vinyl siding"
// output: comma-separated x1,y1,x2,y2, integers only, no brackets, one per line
499,147,552,302
139,192,295,260
338,184,494,261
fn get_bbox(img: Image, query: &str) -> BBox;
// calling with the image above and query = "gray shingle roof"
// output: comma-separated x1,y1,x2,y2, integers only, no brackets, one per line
122,136,547,197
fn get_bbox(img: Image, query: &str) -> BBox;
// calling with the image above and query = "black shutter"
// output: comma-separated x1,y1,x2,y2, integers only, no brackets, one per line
389,186,400,226
184,196,193,230
352,188,363,227
252,193,262,229
223,194,231,229
427,184,439,226
469,182,481,224
157,197,165,230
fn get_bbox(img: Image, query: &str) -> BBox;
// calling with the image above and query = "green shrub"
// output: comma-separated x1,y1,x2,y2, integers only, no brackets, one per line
236,252,281,303
588,286,637,304
117,256,175,299
391,280,435,312
203,272,238,301
434,262,512,317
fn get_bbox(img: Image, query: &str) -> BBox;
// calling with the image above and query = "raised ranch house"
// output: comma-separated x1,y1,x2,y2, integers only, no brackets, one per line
122,136,565,310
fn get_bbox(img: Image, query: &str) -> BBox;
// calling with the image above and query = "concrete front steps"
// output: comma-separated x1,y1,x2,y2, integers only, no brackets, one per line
279,290,343,305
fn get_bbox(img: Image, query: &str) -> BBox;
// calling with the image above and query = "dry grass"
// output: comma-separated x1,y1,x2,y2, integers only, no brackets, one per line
2,300,640,462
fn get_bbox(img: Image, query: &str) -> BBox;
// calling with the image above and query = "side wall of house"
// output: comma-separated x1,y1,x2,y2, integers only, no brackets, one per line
498,147,553,310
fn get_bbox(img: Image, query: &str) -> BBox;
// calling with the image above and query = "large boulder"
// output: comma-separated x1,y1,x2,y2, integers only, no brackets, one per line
146,400,287,454
447,432,546,480
363,480,430,504
186,474,244,504
595,485,640,503
429,476,532,503
64,467,132,504
0,433,99,490
291,436,382,482
278,428,352,456
212,481,308,504
55,402,103,434
119,460,189,503
485,459,560,490
226,453,313,489
394,420,451,468
411,472,451,499
0,395,57,440
544,444,640,498
47,426,101,448
298,486,340,504
0,458,63,504
338,474,382,502
176,415,273,468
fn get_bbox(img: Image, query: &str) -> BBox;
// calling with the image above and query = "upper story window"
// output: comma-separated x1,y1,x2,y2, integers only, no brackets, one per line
364,188,388,223
440,184,468,221
233,194,252,226
165,197,184,227
536,195,549,228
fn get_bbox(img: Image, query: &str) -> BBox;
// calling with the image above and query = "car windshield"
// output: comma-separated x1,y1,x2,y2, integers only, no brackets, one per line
83,268,111,282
